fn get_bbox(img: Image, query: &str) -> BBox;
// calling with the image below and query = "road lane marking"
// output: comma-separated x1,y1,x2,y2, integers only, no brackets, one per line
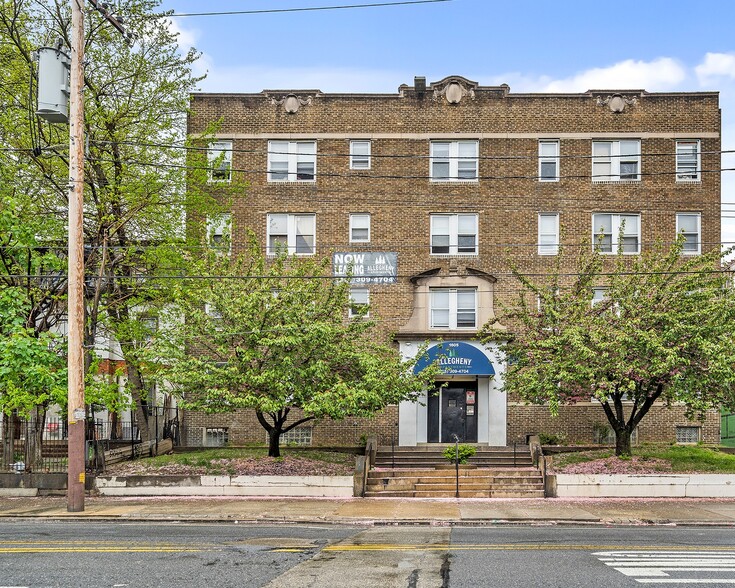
594,551,735,584
324,544,735,553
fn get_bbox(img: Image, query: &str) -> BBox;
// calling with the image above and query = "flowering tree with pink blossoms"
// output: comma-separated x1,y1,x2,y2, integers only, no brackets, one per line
483,236,735,456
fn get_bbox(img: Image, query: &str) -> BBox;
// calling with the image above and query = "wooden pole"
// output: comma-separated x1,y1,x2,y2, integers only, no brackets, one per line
67,0,86,512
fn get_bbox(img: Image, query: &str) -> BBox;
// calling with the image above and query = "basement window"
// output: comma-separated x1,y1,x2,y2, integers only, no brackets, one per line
675,425,701,444
276,427,313,446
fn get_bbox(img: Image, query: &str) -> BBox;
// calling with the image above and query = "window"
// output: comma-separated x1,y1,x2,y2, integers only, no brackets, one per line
592,213,640,254
676,213,701,255
676,140,701,181
350,140,371,170
349,288,369,318
267,213,315,255
538,213,559,255
268,140,316,182
430,141,478,181
349,213,371,243
430,288,476,329
591,287,608,307
538,140,559,182
675,425,701,444
592,140,640,181
207,213,231,248
207,141,232,182
430,214,478,255
277,426,313,446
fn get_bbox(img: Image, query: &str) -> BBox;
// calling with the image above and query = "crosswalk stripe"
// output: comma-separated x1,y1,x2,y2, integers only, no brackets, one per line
594,550,735,585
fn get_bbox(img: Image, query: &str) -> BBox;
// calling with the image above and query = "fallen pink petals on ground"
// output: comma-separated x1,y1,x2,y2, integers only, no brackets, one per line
105,456,354,477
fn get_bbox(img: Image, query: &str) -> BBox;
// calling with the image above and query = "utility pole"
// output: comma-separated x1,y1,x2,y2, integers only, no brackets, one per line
66,0,86,512
65,0,131,513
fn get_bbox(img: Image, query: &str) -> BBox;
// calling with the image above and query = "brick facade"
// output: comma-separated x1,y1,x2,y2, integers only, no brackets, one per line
186,76,721,447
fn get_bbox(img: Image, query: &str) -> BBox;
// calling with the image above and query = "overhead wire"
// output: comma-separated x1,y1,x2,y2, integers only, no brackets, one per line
167,0,453,18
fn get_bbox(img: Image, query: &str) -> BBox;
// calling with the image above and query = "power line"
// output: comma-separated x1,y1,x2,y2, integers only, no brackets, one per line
168,0,452,18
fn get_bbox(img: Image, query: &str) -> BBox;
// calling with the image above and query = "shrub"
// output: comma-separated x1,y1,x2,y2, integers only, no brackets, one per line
443,444,476,464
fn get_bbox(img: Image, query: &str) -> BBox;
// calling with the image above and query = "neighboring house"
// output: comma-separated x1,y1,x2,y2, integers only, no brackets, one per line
186,75,721,448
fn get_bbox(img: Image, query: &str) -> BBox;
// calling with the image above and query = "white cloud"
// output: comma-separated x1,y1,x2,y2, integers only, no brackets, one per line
168,17,199,50
696,52,735,85
540,58,687,93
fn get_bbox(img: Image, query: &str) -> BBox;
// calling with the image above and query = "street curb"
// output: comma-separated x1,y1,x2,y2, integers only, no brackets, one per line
1,513,734,527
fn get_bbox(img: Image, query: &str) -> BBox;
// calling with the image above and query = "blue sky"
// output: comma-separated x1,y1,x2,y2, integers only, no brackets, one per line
161,0,735,245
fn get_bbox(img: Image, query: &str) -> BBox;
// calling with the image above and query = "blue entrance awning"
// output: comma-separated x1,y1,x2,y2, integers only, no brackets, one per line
413,341,495,376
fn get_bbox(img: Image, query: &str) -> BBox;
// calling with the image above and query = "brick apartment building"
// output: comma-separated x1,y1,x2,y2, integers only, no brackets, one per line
185,75,721,448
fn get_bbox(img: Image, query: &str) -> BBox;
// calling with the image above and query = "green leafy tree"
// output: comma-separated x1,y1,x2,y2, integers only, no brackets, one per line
149,239,439,457
484,237,735,457
0,0,236,440
0,287,67,470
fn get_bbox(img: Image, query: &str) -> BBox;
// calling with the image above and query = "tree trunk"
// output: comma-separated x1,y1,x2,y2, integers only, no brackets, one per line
615,428,632,457
268,427,282,458
127,361,151,445
25,405,46,472
1,413,13,468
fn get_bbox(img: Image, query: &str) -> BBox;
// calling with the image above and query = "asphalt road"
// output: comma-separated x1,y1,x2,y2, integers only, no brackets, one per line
1,521,734,587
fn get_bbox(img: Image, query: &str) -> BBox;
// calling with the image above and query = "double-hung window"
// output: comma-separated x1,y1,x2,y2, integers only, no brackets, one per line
349,213,370,243
430,141,478,181
207,213,231,249
676,212,701,255
348,288,369,318
592,140,640,181
350,140,371,170
592,213,640,254
430,288,477,329
267,213,315,255
676,140,701,182
430,214,478,255
538,140,559,182
538,213,559,255
208,141,232,182
268,141,316,182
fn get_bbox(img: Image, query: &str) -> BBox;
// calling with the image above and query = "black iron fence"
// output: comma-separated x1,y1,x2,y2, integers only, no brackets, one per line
0,407,181,474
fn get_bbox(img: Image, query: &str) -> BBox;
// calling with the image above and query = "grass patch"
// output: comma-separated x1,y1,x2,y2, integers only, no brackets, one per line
551,444,735,473
137,446,355,473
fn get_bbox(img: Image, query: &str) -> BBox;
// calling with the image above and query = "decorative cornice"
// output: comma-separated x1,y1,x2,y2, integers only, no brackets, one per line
431,76,478,104
596,93,639,113
267,93,314,114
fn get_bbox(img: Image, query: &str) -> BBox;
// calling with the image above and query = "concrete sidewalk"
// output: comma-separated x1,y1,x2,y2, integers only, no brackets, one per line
1,496,735,526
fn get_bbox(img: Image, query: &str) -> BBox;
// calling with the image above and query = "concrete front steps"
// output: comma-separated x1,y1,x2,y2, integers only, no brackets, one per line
373,444,534,469
365,467,545,498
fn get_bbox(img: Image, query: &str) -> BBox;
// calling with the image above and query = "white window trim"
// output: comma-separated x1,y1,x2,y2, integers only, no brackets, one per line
267,140,317,183
430,213,478,256
207,140,232,183
266,213,316,256
592,213,641,255
349,213,371,243
676,140,701,182
348,288,370,318
538,140,560,182
430,140,479,182
592,140,641,182
676,212,701,255
429,288,477,329
349,140,371,170
538,213,560,256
